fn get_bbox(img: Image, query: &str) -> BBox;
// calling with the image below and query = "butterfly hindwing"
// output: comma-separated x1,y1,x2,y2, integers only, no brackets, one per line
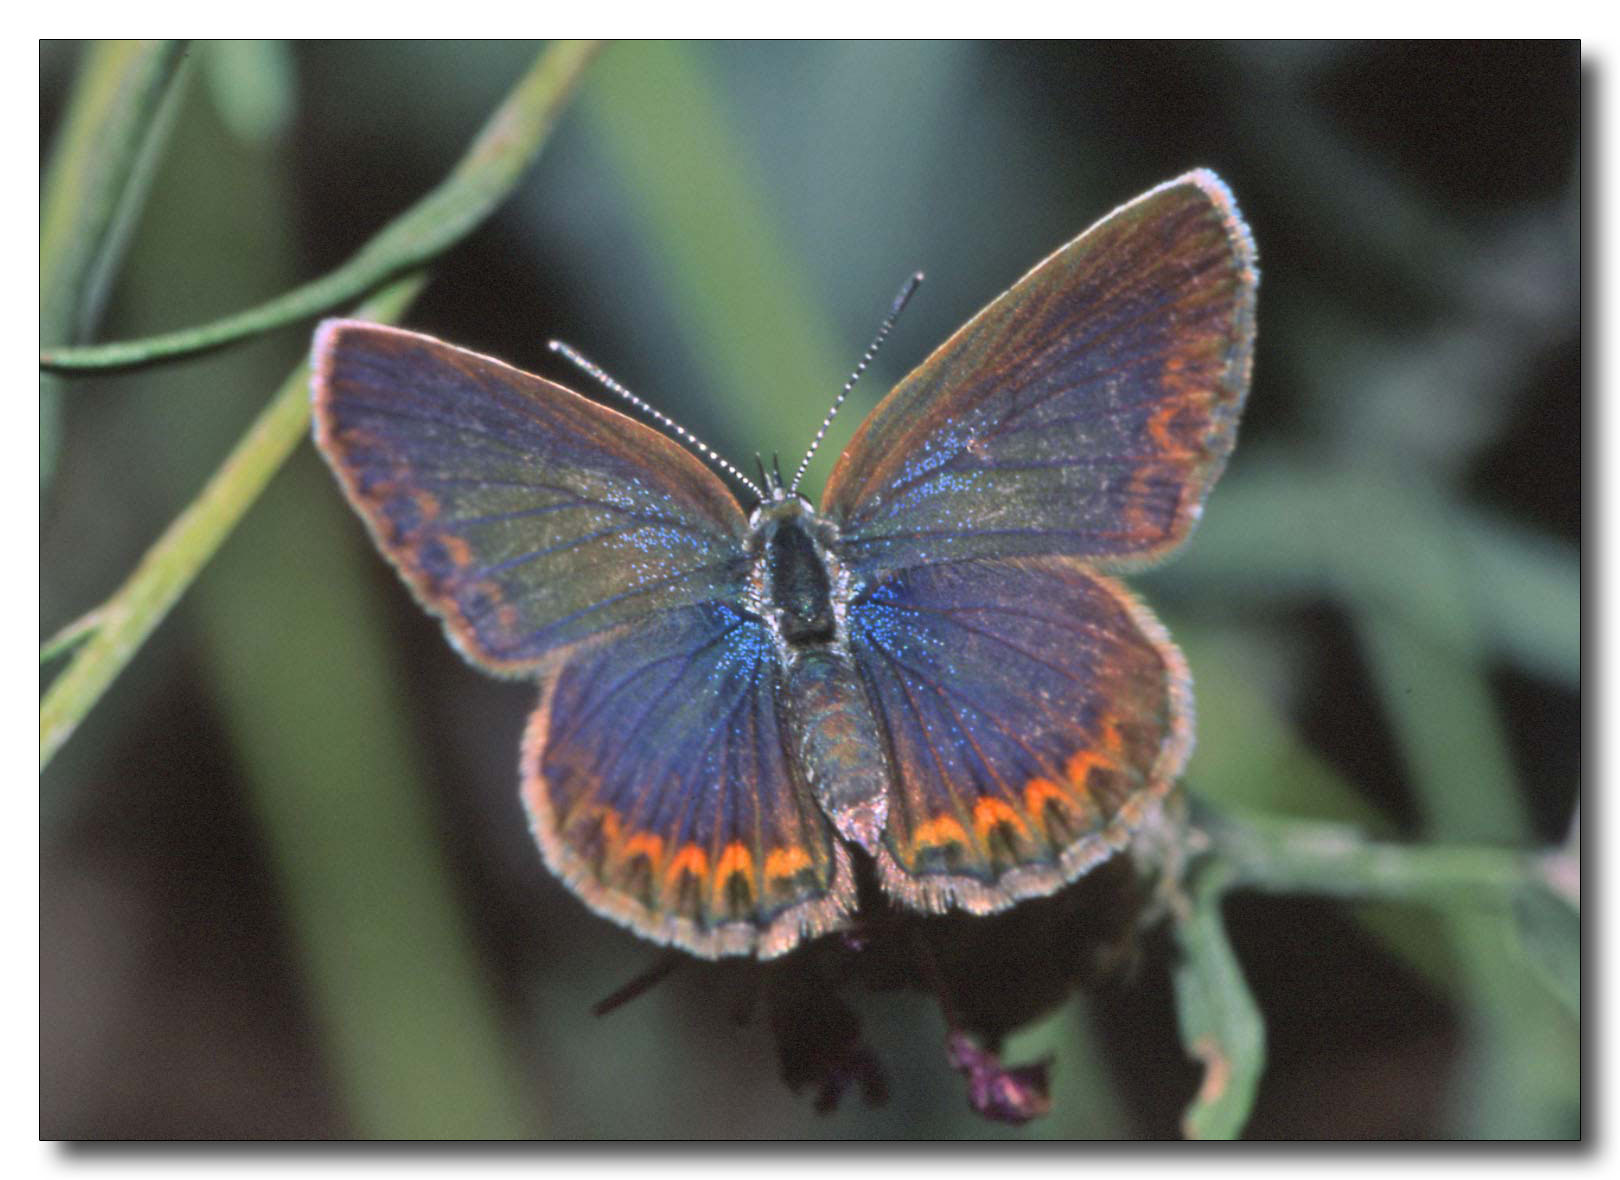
822,170,1256,574
312,321,751,674
522,602,853,958
846,556,1191,913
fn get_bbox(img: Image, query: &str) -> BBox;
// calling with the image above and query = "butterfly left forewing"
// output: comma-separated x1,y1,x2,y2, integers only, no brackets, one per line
312,321,750,675
847,556,1190,912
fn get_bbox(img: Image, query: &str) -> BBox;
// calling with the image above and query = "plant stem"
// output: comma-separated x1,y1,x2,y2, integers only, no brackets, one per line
40,277,424,769
1173,859,1265,1140
1207,811,1536,906
39,40,601,373
39,608,104,664
1171,802,1574,1139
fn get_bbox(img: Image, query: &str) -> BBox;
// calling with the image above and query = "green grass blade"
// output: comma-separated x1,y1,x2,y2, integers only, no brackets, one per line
40,40,189,483
201,40,297,143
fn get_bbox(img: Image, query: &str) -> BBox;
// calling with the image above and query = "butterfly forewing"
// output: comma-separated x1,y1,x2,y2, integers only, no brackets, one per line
312,321,751,674
821,170,1256,574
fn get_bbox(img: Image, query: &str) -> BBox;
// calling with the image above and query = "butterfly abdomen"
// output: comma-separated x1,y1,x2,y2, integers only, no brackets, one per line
779,648,891,853
752,500,893,853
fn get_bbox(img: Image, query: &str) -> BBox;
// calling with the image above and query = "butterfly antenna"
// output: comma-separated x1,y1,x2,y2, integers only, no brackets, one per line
549,339,764,501
789,271,924,494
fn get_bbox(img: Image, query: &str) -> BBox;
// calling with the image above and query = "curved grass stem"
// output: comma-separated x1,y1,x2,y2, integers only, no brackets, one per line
40,277,425,769
39,40,601,373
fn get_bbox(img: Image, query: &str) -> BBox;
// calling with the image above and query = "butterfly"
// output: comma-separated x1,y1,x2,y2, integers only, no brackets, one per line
310,169,1257,960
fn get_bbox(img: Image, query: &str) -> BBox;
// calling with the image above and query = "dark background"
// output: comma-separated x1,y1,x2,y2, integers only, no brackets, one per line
40,41,1580,1138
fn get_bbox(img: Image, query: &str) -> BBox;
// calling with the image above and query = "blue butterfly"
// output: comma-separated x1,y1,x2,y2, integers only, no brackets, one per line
311,170,1257,958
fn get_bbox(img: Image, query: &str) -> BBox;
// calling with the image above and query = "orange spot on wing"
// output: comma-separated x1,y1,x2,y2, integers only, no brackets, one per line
713,842,755,910
666,844,708,885
441,534,474,567
1119,462,1170,544
622,831,664,867
1099,717,1125,756
1024,777,1068,816
1147,401,1183,451
972,796,1028,841
765,845,812,882
715,841,753,883
1065,748,1112,791
912,814,969,852
575,805,622,844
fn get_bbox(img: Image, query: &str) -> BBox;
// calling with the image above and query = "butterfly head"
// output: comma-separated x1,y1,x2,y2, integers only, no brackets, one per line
751,451,814,517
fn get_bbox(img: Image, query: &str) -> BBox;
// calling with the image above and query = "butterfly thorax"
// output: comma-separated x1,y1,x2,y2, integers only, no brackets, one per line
745,493,891,852
747,494,846,649
766,518,836,643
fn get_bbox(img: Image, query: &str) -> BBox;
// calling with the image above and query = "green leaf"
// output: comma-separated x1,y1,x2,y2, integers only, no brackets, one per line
580,41,849,494
40,40,189,484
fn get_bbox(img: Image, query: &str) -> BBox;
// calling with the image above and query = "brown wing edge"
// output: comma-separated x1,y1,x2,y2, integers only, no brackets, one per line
309,319,751,678
518,673,858,960
871,567,1194,915
1095,168,1259,573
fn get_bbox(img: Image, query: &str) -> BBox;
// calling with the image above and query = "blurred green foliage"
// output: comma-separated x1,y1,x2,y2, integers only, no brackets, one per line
41,41,1578,1139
